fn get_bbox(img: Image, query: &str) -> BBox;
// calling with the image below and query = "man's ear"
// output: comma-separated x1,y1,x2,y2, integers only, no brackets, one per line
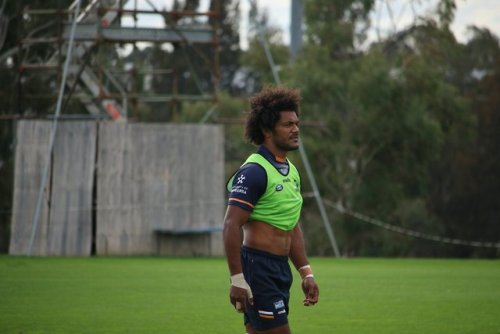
262,128,272,139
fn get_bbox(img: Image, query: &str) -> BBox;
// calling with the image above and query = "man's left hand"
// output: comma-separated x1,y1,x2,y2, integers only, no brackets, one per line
301,277,319,306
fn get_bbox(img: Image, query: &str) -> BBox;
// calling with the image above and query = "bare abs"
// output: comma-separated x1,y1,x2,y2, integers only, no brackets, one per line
243,221,293,256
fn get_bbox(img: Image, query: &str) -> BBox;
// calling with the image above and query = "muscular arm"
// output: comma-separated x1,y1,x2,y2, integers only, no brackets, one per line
223,205,253,312
289,224,309,270
223,205,250,275
289,224,319,306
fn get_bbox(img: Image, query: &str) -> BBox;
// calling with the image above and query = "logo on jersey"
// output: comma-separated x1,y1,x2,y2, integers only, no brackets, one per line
237,175,246,184
275,184,283,191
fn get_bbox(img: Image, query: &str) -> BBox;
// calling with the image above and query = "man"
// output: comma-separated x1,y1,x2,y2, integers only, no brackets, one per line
223,86,319,334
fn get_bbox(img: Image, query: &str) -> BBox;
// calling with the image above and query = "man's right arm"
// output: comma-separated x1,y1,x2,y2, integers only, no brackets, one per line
223,205,253,311
223,163,265,312
224,162,266,275
223,205,250,275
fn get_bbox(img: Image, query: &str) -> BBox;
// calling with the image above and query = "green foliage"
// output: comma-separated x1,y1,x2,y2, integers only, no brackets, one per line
291,47,449,255
436,0,457,30
429,28,500,257
303,0,375,56
281,0,496,256
239,29,290,88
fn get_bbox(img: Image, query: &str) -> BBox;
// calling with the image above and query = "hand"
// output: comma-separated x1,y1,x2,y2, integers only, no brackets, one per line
301,277,319,306
230,285,254,313
229,273,253,313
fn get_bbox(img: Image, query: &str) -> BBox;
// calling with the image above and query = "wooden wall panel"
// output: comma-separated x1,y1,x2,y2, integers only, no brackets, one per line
9,121,52,255
96,123,225,256
48,122,96,256
10,121,224,256
10,121,96,256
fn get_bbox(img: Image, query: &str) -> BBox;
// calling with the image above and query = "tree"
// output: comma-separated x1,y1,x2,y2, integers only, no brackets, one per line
284,0,498,257
303,0,375,59
236,1,290,93
429,27,500,257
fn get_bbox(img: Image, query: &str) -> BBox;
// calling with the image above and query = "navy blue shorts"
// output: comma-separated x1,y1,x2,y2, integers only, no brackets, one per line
241,246,293,331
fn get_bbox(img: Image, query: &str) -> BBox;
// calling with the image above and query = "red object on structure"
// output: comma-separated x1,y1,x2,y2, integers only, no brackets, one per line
105,102,122,120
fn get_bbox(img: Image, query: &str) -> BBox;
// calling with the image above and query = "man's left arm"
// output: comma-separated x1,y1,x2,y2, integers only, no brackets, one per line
289,224,319,306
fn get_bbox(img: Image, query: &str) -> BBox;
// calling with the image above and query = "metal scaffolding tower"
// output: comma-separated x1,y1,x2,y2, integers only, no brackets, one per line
17,0,220,121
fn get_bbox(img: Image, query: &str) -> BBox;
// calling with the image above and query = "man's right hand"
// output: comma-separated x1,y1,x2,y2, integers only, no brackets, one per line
230,273,254,312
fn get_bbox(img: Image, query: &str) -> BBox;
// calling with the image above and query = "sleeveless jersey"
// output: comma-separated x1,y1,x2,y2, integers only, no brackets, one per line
227,153,303,231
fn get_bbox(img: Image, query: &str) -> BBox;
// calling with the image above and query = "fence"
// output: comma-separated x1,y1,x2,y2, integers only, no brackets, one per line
9,120,225,256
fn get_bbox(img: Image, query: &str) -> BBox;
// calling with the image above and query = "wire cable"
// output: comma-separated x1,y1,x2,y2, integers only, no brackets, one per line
315,196,500,249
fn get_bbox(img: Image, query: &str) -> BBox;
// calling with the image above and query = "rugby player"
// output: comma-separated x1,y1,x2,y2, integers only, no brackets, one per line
223,86,319,334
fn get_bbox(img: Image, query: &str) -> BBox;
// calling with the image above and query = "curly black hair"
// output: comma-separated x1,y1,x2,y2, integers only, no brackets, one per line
245,86,301,145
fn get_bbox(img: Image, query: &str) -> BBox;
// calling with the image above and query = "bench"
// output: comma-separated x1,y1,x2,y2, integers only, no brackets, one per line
153,226,223,256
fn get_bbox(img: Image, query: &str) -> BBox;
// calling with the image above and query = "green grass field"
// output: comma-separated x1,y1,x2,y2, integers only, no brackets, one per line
1,256,499,334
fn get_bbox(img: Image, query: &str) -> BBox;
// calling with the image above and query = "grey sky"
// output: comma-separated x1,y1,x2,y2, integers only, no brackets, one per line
123,0,500,49
243,0,500,49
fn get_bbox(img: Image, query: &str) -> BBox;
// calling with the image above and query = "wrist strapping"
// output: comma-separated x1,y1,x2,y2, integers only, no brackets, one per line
230,273,253,299
298,264,314,280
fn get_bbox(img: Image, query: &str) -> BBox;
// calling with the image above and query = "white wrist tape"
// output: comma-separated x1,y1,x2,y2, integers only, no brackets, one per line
230,273,253,299
299,265,311,271
298,264,314,280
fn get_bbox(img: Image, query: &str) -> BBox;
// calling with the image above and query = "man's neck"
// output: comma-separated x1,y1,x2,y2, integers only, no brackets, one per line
261,144,287,163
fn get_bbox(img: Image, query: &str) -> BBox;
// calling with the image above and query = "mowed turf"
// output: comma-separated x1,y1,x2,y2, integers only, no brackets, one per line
1,256,499,334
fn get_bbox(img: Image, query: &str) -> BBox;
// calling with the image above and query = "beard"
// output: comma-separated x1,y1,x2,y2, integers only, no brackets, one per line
274,137,300,152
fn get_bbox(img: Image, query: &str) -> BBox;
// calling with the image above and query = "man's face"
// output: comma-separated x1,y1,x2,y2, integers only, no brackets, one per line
270,111,300,152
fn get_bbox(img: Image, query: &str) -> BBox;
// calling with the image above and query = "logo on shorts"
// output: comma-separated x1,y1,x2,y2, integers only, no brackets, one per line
274,300,285,309
275,184,283,191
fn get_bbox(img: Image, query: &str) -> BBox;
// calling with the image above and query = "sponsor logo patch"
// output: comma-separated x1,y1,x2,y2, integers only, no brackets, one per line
274,300,285,309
